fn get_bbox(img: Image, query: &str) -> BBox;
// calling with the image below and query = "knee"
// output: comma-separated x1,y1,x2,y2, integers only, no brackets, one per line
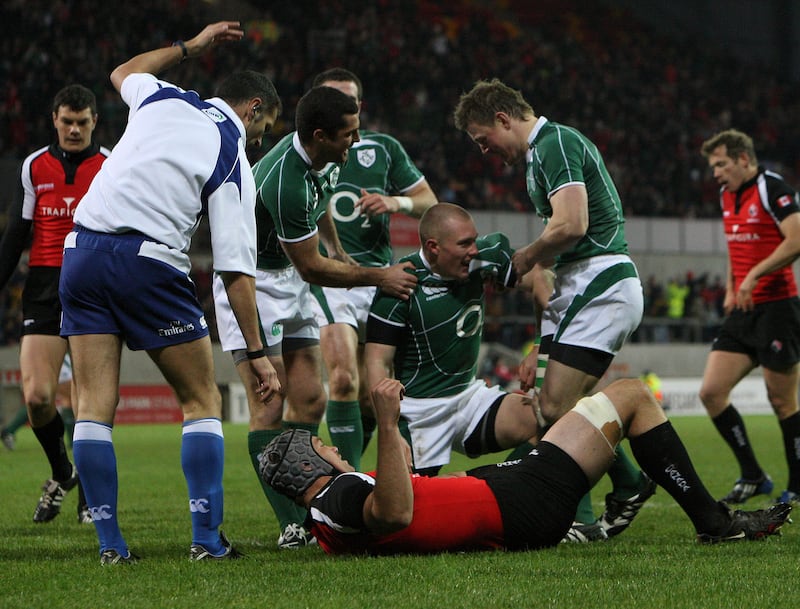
537,390,570,425
327,365,358,400
23,384,56,416
625,378,661,412
698,385,714,407
767,391,799,419
289,383,327,421
181,384,222,419
698,384,726,413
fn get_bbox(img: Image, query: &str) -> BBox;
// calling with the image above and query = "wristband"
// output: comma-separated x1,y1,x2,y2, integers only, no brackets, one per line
394,196,413,213
245,348,266,360
172,40,188,62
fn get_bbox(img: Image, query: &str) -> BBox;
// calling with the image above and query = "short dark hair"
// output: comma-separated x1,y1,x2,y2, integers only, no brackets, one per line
295,86,359,143
216,70,282,115
52,84,97,115
312,68,363,101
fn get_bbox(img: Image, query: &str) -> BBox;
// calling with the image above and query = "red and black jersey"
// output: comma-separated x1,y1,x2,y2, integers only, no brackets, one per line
20,142,109,267
308,471,504,555
720,167,800,304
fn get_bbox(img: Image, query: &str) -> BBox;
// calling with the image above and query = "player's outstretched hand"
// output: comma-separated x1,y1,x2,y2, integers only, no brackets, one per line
185,21,245,58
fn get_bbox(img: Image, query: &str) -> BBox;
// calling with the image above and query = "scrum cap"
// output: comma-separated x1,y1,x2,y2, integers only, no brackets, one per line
259,429,336,499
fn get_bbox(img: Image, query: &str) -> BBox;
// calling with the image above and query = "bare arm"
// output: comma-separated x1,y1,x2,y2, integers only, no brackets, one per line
511,184,588,276
110,21,244,92
0,198,31,291
517,263,555,392
282,235,417,299
317,209,356,264
364,341,397,391
362,378,413,533
218,271,280,402
359,179,438,219
736,213,800,311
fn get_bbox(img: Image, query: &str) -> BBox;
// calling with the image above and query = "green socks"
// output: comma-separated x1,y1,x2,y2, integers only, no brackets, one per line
608,444,646,498
325,400,362,470
574,492,596,524
248,429,306,531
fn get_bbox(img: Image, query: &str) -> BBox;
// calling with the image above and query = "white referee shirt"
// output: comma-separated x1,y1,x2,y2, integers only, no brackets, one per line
74,73,256,275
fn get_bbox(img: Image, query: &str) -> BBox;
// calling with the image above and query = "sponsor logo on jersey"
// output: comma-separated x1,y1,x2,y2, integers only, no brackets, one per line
771,339,783,353
23,318,35,326
199,315,207,330
158,320,195,337
38,197,78,217
35,183,55,194
357,148,376,168
748,203,758,217
455,304,483,338
726,231,760,242
778,194,794,208
202,107,227,123
271,323,282,336
420,285,448,299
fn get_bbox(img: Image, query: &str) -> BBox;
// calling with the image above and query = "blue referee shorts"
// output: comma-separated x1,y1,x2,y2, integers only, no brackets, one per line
59,227,209,351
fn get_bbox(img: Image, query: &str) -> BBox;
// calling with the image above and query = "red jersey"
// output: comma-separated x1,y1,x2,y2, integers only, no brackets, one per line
309,471,504,555
20,143,108,267
720,167,800,304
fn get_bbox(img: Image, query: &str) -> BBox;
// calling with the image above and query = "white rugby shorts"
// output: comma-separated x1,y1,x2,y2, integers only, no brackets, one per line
541,254,643,355
212,266,318,352
309,284,376,342
400,379,505,470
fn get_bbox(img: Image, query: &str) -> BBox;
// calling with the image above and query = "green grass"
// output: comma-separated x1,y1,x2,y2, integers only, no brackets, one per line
1,415,795,609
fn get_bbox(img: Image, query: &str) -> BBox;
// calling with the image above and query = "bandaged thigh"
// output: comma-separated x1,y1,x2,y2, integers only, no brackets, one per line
570,392,623,452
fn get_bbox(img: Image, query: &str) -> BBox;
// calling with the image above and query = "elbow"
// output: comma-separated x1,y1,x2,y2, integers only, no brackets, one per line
109,66,127,92
564,222,588,242
295,267,313,283
372,509,413,534
292,260,318,284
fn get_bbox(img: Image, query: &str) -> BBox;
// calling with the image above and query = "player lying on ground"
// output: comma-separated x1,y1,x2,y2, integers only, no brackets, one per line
260,377,791,554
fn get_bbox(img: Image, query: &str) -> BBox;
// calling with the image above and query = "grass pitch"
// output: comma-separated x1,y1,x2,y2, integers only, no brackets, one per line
1,414,794,609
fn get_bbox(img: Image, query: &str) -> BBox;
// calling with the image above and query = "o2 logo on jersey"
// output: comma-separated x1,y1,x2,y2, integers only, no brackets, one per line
455,304,483,338
330,191,372,229
330,191,360,222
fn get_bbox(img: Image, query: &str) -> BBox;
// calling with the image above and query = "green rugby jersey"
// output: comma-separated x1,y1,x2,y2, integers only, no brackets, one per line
326,130,425,266
526,117,629,265
253,132,340,270
367,233,515,398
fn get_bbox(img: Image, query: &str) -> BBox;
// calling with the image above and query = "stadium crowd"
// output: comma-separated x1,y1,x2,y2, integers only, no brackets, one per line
3,0,800,215
0,0,797,347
